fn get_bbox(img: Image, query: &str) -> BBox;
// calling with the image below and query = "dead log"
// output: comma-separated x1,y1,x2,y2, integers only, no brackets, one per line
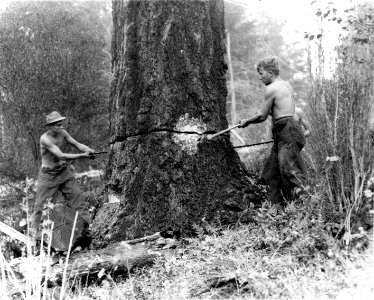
47,241,160,285
43,203,86,252
5,232,179,297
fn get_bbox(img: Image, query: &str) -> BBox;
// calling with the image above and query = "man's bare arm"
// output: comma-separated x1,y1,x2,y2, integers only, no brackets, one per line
41,135,91,160
63,130,95,153
238,86,274,128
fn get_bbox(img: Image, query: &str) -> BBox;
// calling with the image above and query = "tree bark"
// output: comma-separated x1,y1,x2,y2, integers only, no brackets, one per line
226,31,237,125
91,0,264,247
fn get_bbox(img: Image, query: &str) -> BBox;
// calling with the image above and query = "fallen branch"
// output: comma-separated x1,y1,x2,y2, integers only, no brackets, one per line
0,221,31,244
5,232,179,297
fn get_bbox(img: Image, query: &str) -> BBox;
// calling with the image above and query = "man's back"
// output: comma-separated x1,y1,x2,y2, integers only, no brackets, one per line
269,79,295,120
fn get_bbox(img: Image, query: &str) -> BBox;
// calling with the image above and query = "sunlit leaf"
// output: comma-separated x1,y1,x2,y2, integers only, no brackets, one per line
364,189,373,198
326,156,340,162
98,268,105,278
19,219,27,227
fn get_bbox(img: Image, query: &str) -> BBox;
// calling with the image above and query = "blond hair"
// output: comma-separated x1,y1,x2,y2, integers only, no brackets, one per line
257,57,280,76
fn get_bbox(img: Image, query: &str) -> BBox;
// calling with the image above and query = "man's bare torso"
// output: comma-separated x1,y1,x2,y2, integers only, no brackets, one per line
40,131,65,168
268,78,295,121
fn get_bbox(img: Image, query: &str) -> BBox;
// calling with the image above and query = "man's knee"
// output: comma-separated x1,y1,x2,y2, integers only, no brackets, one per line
67,191,90,222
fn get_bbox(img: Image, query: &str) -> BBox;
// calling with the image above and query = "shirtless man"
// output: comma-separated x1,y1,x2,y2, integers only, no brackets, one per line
30,111,95,237
239,58,307,205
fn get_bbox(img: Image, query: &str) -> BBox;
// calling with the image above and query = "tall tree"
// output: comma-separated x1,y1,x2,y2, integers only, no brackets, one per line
91,0,264,246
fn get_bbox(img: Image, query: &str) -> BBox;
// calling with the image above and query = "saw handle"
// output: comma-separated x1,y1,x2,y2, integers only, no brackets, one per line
91,151,107,155
206,124,240,140
88,151,107,159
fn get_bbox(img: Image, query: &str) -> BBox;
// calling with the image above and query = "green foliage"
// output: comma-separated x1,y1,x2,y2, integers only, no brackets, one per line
0,1,111,179
109,195,338,299
306,1,374,238
81,198,372,300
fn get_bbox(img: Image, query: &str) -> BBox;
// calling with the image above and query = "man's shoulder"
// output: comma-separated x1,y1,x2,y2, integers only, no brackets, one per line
272,79,293,95
268,78,287,89
265,81,279,93
41,130,68,143
40,132,50,142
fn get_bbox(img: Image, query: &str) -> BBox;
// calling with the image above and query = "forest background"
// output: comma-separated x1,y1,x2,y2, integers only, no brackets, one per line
0,0,373,299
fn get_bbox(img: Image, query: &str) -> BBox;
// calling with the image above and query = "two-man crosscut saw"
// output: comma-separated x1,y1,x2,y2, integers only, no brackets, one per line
200,123,274,148
234,140,274,148
88,151,107,159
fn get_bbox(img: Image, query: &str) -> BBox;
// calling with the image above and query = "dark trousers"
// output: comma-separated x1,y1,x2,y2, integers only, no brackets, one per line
31,163,89,230
261,117,307,205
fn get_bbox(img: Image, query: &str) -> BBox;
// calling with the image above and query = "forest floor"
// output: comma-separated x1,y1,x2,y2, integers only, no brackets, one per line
74,226,373,300
1,221,373,300
1,209,373,300
1,179,373,300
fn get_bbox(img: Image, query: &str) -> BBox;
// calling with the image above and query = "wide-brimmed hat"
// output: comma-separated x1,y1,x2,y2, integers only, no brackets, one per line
45,111,66,125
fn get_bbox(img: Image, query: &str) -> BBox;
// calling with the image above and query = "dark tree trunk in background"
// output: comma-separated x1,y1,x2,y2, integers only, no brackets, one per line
92,0,264,247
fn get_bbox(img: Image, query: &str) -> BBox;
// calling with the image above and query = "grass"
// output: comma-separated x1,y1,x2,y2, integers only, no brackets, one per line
64,196,372,300
1,161,372,300
1,185,373,299
76,222,373,300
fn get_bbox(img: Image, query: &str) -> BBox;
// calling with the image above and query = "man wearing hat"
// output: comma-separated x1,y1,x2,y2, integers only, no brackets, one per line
30,111,96,239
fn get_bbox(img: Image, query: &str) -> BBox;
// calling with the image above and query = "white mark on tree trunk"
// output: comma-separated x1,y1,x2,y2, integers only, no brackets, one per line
108,194,121,204
173,114,207,154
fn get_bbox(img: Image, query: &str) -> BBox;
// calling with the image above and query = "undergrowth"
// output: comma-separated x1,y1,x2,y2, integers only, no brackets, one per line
1,178,373,299
77,193,373,300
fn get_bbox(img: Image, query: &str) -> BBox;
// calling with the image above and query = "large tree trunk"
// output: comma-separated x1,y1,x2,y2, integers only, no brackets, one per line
91,0,264,247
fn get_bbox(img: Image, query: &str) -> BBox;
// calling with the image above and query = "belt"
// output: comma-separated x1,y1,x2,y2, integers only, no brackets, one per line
41,162,68,171
274,116,293,124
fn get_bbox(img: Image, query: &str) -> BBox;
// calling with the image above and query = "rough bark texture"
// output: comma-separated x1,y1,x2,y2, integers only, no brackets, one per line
91,0,264,247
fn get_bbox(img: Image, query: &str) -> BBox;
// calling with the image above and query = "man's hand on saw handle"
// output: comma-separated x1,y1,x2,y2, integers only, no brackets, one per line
85,151,107,160
238,119,250,128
